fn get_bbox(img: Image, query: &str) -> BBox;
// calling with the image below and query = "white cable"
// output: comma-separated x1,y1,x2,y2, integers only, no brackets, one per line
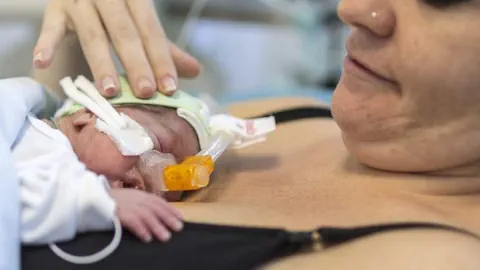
175,0,210,50
48,217,123,265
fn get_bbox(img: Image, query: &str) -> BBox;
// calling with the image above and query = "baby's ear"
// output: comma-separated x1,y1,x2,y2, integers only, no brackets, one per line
72,109,96,128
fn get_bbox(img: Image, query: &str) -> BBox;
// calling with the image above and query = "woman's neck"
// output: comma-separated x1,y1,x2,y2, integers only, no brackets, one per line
343,155,480,197
422,163,480,196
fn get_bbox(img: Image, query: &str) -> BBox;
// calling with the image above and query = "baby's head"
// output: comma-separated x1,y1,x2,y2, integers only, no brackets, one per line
57,105,199,186
54,77,210,194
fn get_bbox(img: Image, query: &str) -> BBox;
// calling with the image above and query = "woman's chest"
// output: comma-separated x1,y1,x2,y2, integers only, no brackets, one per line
184,129,454,229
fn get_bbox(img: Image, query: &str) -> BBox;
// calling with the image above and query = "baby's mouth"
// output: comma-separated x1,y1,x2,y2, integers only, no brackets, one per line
110,179,144,190
111,167,146,190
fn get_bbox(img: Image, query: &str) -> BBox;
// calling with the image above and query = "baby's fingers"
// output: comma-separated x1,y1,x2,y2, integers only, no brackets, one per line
120,212,152,243
151,194,184,220
148,197,183,232
139,209,172,242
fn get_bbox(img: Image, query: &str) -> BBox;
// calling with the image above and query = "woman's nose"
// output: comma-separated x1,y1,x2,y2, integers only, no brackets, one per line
337,0,396,38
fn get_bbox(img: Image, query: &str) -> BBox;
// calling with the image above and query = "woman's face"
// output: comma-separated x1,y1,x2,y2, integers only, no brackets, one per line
332,0,480,173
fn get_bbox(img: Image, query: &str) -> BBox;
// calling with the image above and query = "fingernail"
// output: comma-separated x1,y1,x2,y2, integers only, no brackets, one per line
34,51,43,62
162,231,171,242
145,235,152,243
33,51,47,68
174,221,183,232
160,76,177,94
101,76,117,96
137,78,154,97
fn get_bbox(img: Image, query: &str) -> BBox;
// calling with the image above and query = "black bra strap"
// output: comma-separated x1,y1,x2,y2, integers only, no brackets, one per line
288,222,480,250
249,106,332,124
315,222,480,248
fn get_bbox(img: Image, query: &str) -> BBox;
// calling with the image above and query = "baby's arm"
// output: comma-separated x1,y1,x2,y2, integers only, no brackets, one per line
18,144,183,244
20,157,117,244
0,77,59,146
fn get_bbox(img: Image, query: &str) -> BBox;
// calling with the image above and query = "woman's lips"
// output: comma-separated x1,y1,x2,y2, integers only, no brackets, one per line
343,55,397,86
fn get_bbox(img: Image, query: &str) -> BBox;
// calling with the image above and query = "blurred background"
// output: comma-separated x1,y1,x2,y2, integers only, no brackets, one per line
0,0,346,104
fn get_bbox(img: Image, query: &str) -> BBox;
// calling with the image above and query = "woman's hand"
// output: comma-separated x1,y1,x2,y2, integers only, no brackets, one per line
34,0,201,98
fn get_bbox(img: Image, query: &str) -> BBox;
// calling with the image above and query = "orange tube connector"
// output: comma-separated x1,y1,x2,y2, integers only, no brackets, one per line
162,155,214,191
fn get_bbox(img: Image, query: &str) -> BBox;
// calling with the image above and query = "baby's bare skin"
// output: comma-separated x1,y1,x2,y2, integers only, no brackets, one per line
56,105,199,194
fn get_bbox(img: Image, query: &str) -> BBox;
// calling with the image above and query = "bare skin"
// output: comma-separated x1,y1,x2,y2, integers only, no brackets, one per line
177,97,480,269
54,105,198,200
176,98,480,230
34,0,201,98
34,0,480,268
46,105,199,241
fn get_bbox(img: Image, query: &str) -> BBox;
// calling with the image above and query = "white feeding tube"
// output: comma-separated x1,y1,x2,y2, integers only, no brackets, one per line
197,132,234,162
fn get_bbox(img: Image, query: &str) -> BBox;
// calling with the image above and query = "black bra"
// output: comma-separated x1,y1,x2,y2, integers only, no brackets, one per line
21,106,480,270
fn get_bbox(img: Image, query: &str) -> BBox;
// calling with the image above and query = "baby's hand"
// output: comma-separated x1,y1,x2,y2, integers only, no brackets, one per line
109,189,183,243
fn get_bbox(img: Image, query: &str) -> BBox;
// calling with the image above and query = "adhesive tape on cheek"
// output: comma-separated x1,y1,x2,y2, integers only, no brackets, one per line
95,113,154,156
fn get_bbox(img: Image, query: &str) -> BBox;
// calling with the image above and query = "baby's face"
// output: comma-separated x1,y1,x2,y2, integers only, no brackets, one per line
61,105,199,191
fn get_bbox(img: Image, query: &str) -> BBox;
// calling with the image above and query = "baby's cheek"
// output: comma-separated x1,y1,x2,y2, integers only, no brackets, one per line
80,133,138,179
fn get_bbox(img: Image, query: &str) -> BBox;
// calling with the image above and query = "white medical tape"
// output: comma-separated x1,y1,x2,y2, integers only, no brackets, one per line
96,114,154,156
60,76,154,156
74,76,125,128
60,77,124,129
209,114,276,149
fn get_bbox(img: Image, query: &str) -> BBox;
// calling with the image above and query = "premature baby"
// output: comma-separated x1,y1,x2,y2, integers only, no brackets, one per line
11,76,206,245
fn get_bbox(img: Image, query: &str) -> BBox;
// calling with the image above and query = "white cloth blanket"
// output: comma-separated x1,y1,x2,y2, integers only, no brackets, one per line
0,77,47,270
0,77,116,270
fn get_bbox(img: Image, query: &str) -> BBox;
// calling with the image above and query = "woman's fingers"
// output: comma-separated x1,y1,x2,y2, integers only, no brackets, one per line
126,0,178,95
169,42,202,78
95,0,156,99
34,2,67,69
36,0,203,99
66,0,120,97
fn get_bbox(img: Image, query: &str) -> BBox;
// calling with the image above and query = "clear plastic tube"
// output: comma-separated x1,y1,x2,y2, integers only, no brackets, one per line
157,131,234,191
135,150,177,194
130,132,235,193
197,131,234,161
